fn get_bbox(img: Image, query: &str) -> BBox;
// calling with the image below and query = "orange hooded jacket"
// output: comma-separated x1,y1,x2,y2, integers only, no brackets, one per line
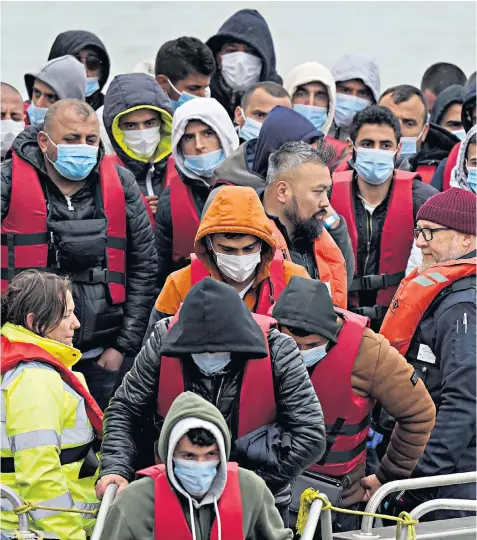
155,186,310,315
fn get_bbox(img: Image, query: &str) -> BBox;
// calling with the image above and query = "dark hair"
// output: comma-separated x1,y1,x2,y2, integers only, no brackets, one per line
1,82,22,99
380,84,428,126
241,81,290,110
421,62,467,95
469,133,477,146
465,72,476,92
186,428,216,447
44,99,95,132
350,105,401,143
154,36,215,83
1,270,71,337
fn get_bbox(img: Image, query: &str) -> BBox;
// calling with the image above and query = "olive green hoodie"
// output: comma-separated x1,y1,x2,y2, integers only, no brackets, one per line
99,392,293,540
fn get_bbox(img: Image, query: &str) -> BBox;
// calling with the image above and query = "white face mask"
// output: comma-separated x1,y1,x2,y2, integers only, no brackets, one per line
1,119,25,159
221,52,262,92
122,126,161,159
215,250,261,283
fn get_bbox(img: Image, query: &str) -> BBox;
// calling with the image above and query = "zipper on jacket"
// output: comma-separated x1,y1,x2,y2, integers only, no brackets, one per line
363,210,373,274
65,195,74,211
215,377,225,408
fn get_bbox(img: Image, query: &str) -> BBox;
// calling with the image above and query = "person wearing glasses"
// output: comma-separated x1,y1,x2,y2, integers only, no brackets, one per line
330,105,438,330
24,55,87,125
48,30,111,111
380,188,476,520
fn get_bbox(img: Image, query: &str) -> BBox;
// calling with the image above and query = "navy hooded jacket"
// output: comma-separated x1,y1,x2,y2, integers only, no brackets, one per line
430,84,466,127
206,9,282,118
48,30,110,110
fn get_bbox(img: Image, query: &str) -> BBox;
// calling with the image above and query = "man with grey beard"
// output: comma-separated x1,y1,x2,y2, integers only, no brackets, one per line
378,188,476,520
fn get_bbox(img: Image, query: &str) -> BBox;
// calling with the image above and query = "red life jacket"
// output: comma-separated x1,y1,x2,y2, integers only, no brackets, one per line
1,153,126,303
325,137,349,170
308,309,372,476
137,463,244,540
189,253,286,316
167,156,201,263
102,154,155,227
416,164,436,185
331,170,415,320
157,312,276,438
380,257,476,356
0,335,103,436
443,142,461,191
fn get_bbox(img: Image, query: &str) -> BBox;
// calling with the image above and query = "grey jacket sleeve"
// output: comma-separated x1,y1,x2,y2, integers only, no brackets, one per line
1,159,13,221
329,216,355,289
256,328,325,492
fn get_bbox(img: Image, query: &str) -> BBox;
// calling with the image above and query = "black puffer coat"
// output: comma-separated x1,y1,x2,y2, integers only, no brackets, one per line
1,125,157,355
100,278,325,496
48,30,110,111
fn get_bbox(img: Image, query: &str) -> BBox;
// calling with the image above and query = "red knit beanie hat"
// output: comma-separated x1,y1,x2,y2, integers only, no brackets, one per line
417,188,476,235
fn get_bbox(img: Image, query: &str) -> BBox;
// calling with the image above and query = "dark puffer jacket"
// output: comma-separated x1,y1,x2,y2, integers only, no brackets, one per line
100,278,325,497
103,73,173,198
206,9,282,119
1,125,157,355
48,30,110,111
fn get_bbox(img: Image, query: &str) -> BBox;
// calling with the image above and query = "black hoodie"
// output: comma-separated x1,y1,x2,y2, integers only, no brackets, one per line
48,30,111,111
100,277,325,498
429,84,466,127
206,9,282,119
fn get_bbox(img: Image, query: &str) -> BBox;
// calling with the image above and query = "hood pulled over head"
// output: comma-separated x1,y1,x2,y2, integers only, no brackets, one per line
331,53,381,103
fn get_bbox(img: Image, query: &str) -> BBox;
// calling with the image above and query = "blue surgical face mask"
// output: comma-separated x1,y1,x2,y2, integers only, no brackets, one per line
28,103,48,125
173,458,219,497
467,167,477,193
191,351,231,375
168,78,196,112
45,134,98,181
85,77,100,97
354,147,396,185
453,128,466,141
239,113,262,141
301,342,328,368
184,149,225,178
400,126,426,159
293,104,327,132
334,94,370,128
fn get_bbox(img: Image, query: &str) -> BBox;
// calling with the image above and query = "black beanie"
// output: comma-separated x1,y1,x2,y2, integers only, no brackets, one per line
272,276,340,343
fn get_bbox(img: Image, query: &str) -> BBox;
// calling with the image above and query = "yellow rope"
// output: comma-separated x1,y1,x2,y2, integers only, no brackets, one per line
12,531,44,540
296,488,419,540
12,501,98,517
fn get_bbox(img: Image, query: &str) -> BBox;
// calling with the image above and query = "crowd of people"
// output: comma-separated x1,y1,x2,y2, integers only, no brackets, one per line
1,9,476,540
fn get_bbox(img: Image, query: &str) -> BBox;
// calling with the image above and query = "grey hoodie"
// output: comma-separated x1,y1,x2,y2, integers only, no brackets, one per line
100,392,293,540
450,125,477,191
24,55,86,101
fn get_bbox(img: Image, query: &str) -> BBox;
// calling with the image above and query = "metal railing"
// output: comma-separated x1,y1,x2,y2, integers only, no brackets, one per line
90,484,118,540
0,485,30,534
410,498,477,521
299,494,333,540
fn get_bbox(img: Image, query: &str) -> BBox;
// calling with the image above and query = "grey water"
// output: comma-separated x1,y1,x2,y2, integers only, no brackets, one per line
1,1,476,98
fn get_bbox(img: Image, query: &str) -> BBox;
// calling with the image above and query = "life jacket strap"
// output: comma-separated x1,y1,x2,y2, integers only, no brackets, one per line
350,271,405,292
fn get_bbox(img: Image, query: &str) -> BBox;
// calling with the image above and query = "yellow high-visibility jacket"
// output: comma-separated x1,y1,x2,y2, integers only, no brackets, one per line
1,323,100,540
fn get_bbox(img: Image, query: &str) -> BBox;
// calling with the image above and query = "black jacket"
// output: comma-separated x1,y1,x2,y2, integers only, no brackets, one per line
103,73,173,198
100,278,325,496
206,9,282,119
1,125,157,355
409,251,476,481
154,174,211,287
48,30,110,111
351,171,438,312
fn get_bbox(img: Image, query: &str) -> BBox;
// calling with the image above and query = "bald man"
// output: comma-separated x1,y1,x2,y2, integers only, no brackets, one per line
1,99,157,410
1,83,25,160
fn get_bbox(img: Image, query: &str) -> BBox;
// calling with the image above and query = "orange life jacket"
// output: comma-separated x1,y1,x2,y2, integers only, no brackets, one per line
443,142,461,192
189,253,286,316
380,257,476,356
1,153,126,303
157,312,276,439
331,170,415,321
137,462,244,540
268,220,348,309
308,309,372,476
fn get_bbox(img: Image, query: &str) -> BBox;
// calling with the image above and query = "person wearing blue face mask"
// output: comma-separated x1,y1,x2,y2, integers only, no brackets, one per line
154,97,239,288
98,392,294,540
449,126,477,193
379,85,458,185
154,36,216,113
1,98,157,412
272,276,436,533
331,105,438,331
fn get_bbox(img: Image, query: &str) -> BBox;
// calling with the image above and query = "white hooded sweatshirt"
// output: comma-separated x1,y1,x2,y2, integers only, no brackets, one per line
284,61,337,136
172,98,239,183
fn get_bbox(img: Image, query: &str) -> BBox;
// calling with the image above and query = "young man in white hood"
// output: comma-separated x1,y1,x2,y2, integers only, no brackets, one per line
99,392,293,540
155,97,239,287
285,61,349,169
